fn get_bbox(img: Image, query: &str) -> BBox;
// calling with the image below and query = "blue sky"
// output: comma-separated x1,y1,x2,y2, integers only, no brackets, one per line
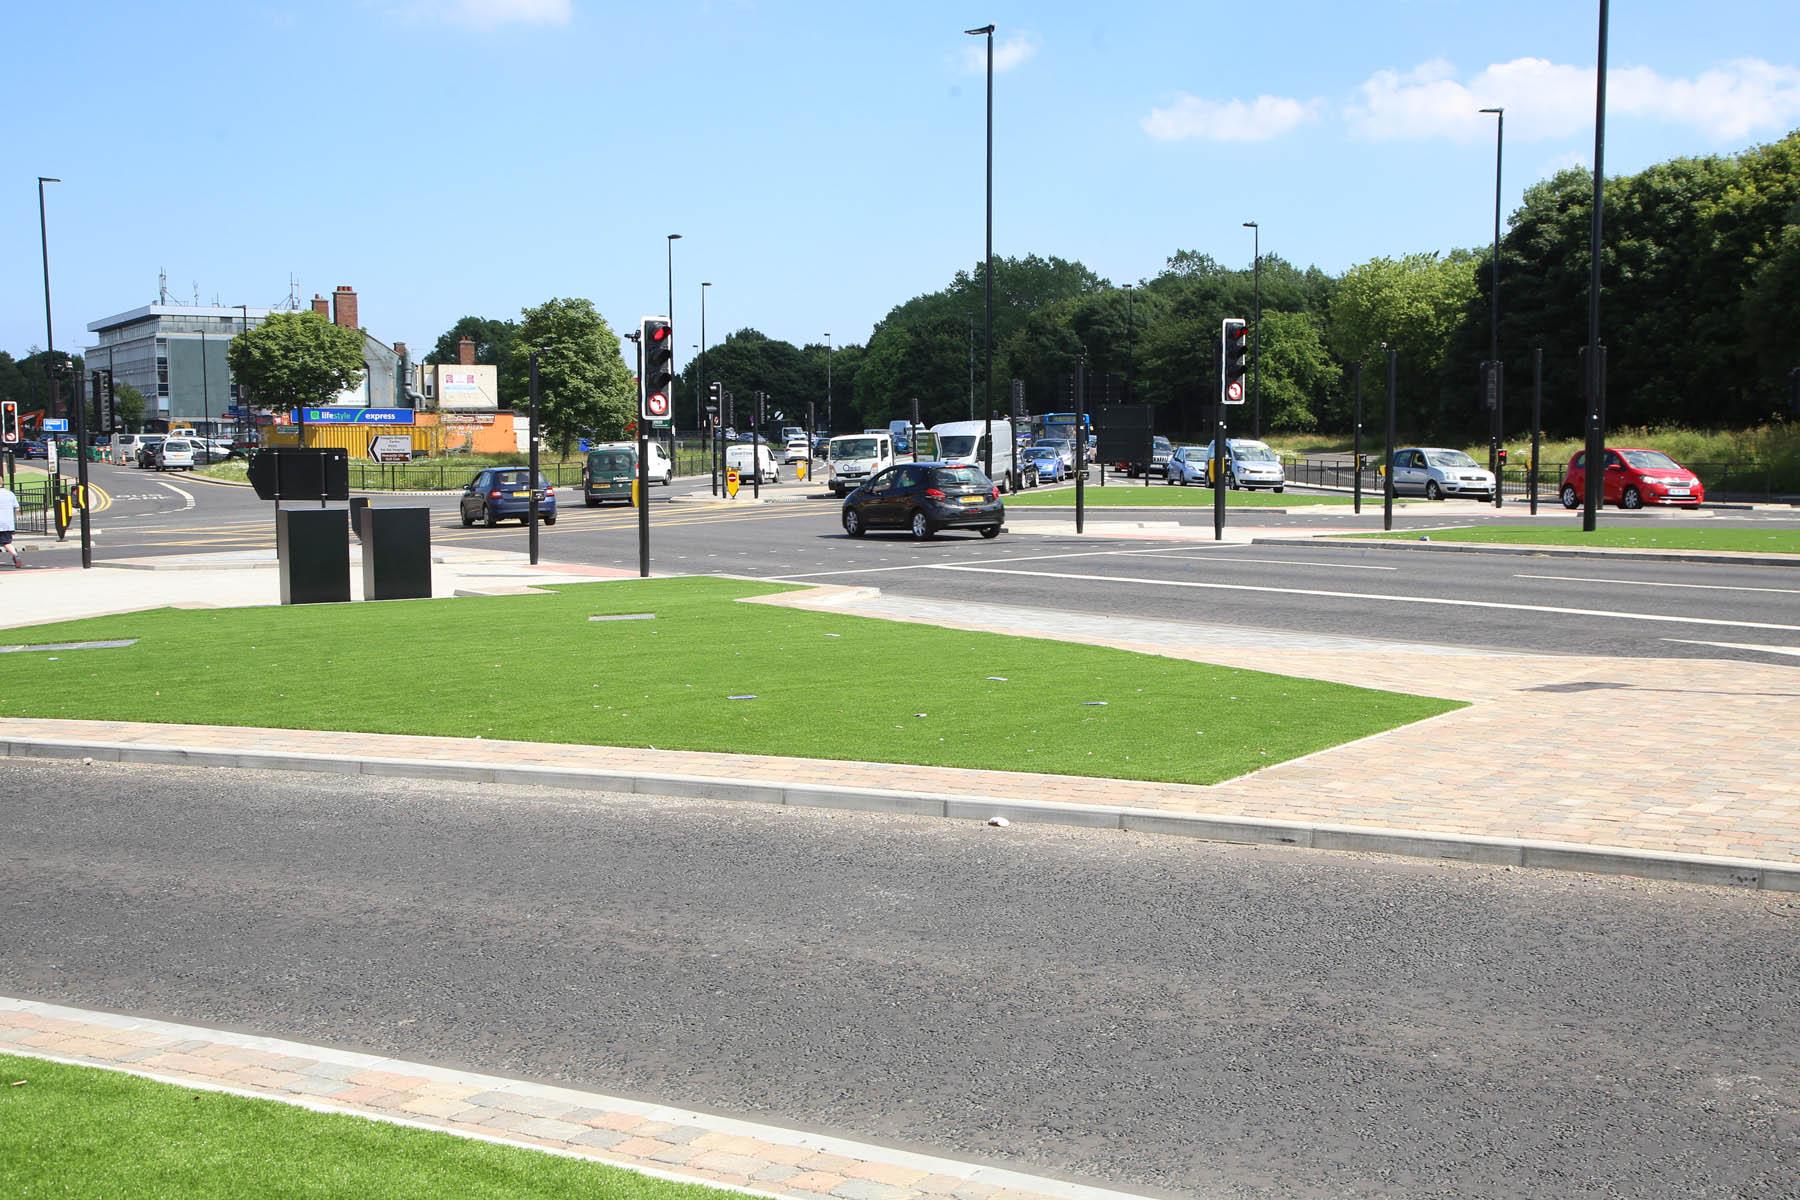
5,0,1798,366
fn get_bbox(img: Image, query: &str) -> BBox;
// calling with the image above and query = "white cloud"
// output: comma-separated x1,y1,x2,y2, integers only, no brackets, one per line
401,0,574,30
1141,93,1321,142
962,32,1039,75
1346,56,1800,142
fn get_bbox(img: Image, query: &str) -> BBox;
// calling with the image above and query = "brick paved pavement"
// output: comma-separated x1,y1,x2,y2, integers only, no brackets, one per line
0,997,1140,1200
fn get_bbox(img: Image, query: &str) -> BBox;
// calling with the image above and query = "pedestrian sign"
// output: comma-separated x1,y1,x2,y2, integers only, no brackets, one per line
726,468,741,498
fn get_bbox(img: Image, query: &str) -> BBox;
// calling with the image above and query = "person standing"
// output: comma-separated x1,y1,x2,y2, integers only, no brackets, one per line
0,481,23,567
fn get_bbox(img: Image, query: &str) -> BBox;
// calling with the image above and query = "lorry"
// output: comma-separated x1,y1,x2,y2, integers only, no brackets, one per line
827,431,895,497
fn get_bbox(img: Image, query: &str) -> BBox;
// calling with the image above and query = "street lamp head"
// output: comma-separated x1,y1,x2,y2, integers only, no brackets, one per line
38,176,61,184
1243,221,1257,229
964,24,994,35
1479,107,1503,115
701,281,711,288
668,233,682,242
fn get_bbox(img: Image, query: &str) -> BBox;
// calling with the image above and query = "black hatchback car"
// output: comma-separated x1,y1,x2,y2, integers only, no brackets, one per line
841,462,1003,540
460,468,556,527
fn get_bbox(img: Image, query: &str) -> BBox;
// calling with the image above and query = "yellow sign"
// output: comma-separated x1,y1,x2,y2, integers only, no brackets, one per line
631,479,641,507
726,468,741,498
796,460,808,482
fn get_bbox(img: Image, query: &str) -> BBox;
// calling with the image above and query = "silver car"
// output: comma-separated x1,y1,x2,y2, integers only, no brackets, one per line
1189,439,1285,490
1390,447,1495,500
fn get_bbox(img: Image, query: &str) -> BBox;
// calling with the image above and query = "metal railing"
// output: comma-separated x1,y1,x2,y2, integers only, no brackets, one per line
1278,455,1788,502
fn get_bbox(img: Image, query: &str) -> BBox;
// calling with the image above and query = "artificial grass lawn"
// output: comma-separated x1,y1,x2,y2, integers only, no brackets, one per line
1007,485,1348,508
0,1052,730,1200
0,577,1456,785
1346,525,1800,554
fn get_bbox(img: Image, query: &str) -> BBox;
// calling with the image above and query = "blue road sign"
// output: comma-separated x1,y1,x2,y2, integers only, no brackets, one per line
42,418,70,431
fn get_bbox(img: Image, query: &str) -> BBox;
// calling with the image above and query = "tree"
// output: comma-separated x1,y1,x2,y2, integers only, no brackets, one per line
426,316,523,409
1327,252,1477,432
508,298,634,449
113,383,147,431
227,311,365,411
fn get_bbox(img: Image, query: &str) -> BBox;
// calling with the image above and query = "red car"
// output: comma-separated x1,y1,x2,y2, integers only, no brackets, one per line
1560,448,1705,510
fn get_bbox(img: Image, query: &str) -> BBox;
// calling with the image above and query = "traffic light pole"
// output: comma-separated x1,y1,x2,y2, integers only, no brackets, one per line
527,353,540,566
637,336,650,578
1073,354,1086,535
72,357,92,568
1352,362,1364,515
1529,347,1543,516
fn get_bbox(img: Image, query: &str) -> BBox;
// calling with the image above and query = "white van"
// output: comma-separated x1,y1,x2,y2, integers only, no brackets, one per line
588,440,673,485
827,432,894,497
725,441,780,484
931,419,1018,491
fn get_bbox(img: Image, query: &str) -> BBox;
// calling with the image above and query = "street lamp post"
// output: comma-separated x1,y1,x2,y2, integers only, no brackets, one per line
701,281,713,494
1243,221,1261,438
1122,283,1134,406
39,175,92,568
1481,106,1505,510
824,333,833,434
965,22,996,482
667,233,681,447
1583,0,1610,533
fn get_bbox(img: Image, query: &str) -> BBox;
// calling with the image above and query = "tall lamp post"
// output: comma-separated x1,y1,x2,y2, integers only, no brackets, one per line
965,22,996,481
1583,1,1610,533
1122,283,1135,404
666,233,681,446
1480,106,1505,507
824,332,833,434
40,175,92,568
1243,221,1261,438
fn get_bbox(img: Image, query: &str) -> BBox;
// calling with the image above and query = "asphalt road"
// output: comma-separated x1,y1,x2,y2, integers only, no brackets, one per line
22,462,1800,664
3,760,1796,1197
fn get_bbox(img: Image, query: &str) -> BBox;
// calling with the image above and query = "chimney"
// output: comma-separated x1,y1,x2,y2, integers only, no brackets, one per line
393,341,407,360
311,294,330,318
332,285,359,329
457,336,476,366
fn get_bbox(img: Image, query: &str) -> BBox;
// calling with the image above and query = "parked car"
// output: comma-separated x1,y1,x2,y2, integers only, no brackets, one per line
1165,445,1209,485
460,468,556,526
841,462,1004,540
725,441,781,484
1209,439,1287,491
1560,448,1704,509
153,438,197,470
1024,445,1065,483
827,432,894,497
192,438,241,465
582,445,638,506
15,438,48,460
135,435,167,467
1390,447,1495,501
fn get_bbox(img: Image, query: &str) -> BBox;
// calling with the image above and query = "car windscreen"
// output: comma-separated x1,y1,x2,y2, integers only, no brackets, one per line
938,435,979,457
587,450,633,474
831,438,880,459
1621,450,1680,470
492,471,544,488
930,467,989,488
1153,437,1173,452
1425,450,1479,469
1233,444,1279,462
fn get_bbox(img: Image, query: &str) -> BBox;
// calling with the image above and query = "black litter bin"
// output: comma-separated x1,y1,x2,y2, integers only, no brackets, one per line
348,496,370,540
360,507,432,601
276,508,351,604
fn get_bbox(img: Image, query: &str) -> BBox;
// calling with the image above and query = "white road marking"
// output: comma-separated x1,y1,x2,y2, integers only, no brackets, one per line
1663,639,1800,658
1515,573,1800,596
928,565,1800,633
770,543,1209,581
1130,553,1398,571
149,478,197,510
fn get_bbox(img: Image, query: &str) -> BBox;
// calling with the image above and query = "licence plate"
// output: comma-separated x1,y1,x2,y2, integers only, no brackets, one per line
958,495,983,505
511,490,528,497
1667,486,1689,494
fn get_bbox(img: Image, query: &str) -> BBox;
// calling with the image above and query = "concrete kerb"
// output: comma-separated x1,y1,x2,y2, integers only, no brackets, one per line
4,732,1795,894
1250,536,1800,568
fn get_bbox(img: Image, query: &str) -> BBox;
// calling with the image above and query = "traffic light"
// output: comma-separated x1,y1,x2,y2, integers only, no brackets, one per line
707,380,722,425
1221,318,1248,405
1,400,18,445
640,316,673,423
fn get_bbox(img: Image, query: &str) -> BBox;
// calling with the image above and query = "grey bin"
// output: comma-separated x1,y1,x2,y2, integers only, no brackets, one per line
359,507,432,601
276,509,351,605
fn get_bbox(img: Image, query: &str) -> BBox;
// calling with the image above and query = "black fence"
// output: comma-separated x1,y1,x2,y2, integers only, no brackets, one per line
342,438,760,492
12,478,48,534
1278,455,1788,501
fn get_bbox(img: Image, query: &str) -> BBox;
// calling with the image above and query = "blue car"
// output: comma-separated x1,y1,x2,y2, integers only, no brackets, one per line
1024,447,1064,483
460,467,556,527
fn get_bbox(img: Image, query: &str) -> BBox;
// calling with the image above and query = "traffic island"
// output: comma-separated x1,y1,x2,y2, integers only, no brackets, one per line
1006,486,1350,509
1339,525,1800,556
0,576,1455,786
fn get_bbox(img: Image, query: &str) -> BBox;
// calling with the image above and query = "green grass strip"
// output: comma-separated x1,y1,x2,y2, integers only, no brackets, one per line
1344,525,1800,554
0,577,1456,785
0,1052,732,1200
1007,485,1347,508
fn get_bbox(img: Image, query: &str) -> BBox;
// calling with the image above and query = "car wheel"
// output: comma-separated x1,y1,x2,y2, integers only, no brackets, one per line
1274,485,1284,494
1561,484,1580,510
1226,471,1238,491
842,508,865,538
461,508,474,527
662,473,672,486
980,525,1001,539
831,484,844,498
909,510,933,540
1621,486,1643,510
483,505,498,528
585,497,599,507
544,515,556,526
1425,480,1443,501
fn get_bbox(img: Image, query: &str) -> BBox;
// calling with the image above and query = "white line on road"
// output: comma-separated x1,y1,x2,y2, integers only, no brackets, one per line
149,478,197,510
768,543,1208,581
1127,553,1398,570
1515,573,1800,595
927,565,1800,633
1663,639,1800,658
